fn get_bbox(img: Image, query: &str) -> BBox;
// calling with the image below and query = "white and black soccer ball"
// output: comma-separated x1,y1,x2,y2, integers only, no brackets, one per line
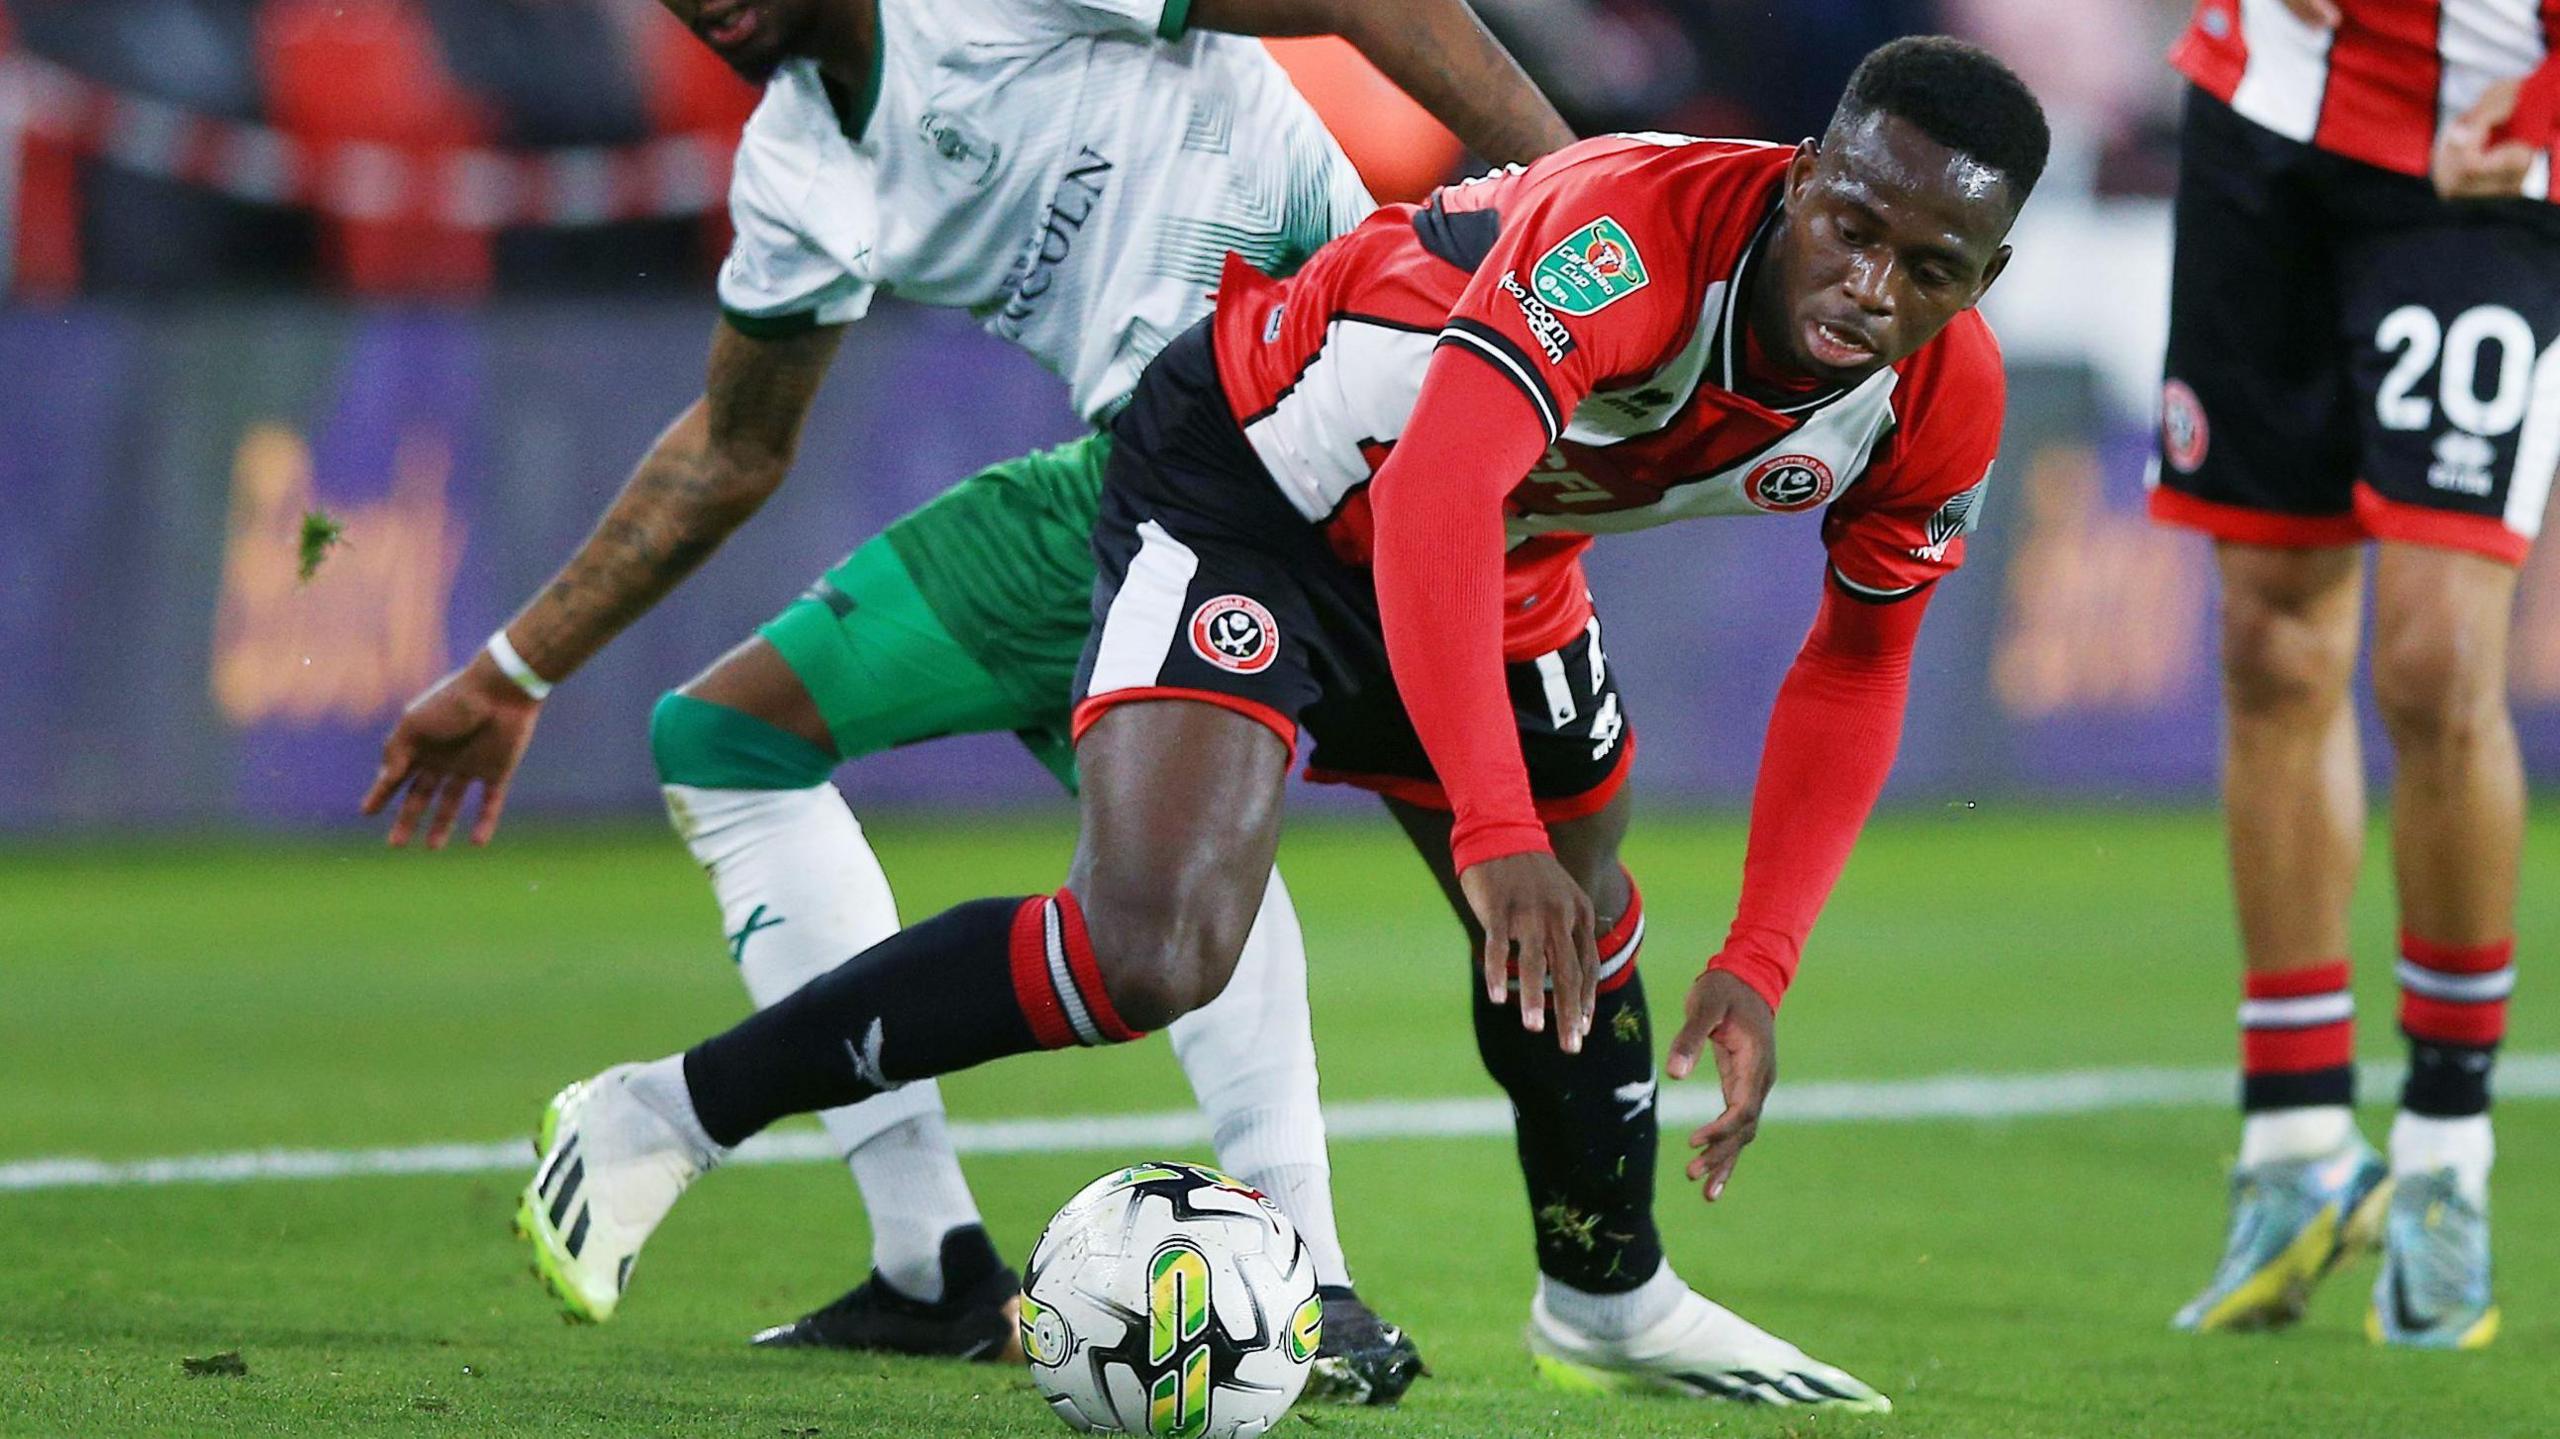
1019,1161,1321,1438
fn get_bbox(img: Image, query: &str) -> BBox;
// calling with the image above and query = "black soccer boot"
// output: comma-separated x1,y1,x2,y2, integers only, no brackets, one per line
1302,1285,1427,1405
750,1225,1023,1361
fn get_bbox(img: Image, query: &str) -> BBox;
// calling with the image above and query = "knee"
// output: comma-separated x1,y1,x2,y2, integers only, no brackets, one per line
2219,589,2357,721
2372,614,2504,748
1081,879,1259,1034
648,691,694,785
650,690,837,790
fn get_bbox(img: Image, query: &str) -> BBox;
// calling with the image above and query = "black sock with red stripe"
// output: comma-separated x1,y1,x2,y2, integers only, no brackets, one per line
1475,879,1662,1293
2397,931,2510,1118
684,890,1136,1148
2240,961,2357,1113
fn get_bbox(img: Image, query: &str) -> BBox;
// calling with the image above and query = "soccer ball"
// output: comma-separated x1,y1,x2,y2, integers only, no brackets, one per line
1019,1161,1321,1437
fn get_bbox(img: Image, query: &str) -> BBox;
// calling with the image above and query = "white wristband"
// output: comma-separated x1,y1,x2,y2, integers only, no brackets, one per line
485,630,555,701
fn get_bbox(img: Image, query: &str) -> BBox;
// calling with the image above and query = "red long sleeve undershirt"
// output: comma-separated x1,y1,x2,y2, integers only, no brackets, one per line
1373,345,1932,1011
1372,347,1560,873
1707,576,1931,1011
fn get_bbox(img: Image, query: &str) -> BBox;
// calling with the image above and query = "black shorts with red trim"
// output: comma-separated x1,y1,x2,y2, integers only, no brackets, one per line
2152,89,2560,566
1072,318,1635,818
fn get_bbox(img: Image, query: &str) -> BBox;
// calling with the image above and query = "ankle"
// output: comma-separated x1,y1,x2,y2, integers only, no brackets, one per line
2389,1111,2493,1206
2238,1105,2356,1167
1540,1261,1683,1341
625,1055,727,1163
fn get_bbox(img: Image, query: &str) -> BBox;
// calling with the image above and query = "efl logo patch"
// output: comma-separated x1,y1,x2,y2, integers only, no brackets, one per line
1189,595,1279,674
2161,379,2209,474
1531,217,1650,316
1743,454,1837,512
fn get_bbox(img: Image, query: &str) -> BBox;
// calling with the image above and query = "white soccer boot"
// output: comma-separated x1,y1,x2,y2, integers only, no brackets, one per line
513,1063,721,1322
1527,1285,1891,1412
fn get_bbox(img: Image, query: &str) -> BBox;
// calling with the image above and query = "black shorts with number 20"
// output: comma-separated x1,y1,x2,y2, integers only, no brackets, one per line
1070,319,1634,821
2152,88,2560,565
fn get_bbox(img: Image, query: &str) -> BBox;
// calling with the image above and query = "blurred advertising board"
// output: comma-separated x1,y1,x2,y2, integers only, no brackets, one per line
6,301,2560,831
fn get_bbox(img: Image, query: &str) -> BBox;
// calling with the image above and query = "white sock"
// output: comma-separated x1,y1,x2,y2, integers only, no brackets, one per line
1169,868,1352,1289
2238,1104,2356,1167
1541,1259,1685,1341
625,1053,725,1162
2390,1111,2493,1207
665,782,984,1302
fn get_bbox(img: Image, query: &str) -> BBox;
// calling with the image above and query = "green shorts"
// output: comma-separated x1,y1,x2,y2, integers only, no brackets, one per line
759,432,1111,791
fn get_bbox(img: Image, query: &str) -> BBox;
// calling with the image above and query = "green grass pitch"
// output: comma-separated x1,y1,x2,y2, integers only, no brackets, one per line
3,807,2554,1437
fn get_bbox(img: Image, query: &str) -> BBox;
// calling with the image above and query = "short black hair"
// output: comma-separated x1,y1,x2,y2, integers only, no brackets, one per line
1828,36,2050,205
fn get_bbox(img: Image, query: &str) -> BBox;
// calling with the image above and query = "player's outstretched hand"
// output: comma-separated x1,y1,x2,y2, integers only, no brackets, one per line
1458,850,1598,1054
1666,969,1777,1202
2432,80,2540,201
361,655,542,850
2275,0,2339,27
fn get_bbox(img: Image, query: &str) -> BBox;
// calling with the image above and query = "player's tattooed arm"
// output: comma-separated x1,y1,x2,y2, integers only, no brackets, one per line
1188,0,1575,166
360,319,841,849
509,319,845,680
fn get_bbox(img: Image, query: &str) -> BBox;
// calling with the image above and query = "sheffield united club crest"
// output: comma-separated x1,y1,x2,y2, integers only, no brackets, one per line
1188,595,1279,674
1742,454,1838,512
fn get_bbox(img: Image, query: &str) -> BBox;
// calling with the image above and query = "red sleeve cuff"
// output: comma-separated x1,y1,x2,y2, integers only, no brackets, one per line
1449,820,1555,876
1708,940,1795,1012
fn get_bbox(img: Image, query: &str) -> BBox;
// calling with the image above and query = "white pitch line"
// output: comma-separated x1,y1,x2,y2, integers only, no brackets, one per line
6,1056,2555,1196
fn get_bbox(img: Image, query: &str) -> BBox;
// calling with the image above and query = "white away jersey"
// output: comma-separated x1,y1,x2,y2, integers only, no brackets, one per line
716,0,1376,422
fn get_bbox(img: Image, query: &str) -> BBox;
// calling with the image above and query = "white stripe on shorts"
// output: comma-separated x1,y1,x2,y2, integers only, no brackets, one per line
1089,519,1201,697
2505,339,2560,541
2239,991,2355,1029
1534,650,1577,727
2397,958,2515,1004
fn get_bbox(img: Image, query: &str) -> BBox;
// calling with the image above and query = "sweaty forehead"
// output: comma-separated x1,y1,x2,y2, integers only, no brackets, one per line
1818,111,2014,238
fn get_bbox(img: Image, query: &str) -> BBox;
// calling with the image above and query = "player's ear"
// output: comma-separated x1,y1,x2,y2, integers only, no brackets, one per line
1966,245,2013,308
1785,139,1820,200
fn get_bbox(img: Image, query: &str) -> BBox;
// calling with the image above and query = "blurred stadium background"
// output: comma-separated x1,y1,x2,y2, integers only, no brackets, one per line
8,0,2559,832
6,5,2559,1436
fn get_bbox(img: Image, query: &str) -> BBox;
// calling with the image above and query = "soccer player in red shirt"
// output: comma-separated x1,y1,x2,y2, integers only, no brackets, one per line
519,38,2045,1406
2155,0,2556,1349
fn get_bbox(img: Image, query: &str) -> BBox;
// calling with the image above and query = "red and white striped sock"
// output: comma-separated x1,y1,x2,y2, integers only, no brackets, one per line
2396,930,2510,1119
2237,961,2357,1165
1008,889,1143,1050
1596,876,1645,995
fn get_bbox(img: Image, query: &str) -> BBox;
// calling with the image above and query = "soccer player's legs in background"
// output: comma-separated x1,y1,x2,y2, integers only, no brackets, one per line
2153,91,2390,1334
2158,95,2553,1342
2368,543,2519,1204
2332,204,2559,1347
2210,543,2369,1166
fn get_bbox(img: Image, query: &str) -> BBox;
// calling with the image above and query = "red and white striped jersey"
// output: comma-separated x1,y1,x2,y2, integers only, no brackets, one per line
2174,0,2560,198
1209,135,2006,658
